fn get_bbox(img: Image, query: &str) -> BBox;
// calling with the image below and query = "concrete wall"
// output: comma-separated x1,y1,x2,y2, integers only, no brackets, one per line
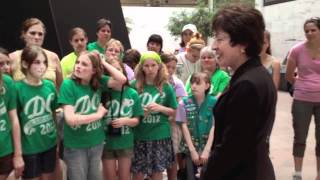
256,0,320,61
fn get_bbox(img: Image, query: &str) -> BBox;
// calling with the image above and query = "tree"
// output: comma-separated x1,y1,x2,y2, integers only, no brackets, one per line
167,0,255,40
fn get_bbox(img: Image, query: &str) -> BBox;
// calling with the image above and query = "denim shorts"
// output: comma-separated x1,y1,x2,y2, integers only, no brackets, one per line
64,143,104,180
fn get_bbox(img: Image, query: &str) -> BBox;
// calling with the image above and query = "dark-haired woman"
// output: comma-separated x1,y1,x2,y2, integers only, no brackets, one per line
202,4,277,180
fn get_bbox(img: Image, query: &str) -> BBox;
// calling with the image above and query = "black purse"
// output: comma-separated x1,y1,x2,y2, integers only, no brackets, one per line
101,86,124,136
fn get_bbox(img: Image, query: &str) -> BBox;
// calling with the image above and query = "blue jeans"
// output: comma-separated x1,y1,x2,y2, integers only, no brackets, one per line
64,143,104,180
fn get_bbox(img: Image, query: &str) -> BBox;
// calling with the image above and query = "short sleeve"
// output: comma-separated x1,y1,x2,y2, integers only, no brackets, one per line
131,89,144,118
101,75,111,92
165,83,178,109
4,76,17,111
58,79,75,106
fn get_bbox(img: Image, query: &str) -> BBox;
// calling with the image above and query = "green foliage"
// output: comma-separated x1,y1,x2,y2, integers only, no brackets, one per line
167,1,213,40
167,0,255,39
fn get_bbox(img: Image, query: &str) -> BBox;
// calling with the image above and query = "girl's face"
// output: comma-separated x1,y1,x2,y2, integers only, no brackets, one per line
182,29,193,44
27,53,47,79
165,60,176,76
191,78,210,97
97,25,111,43
200,52,217,72
304,22,320,42
23,24,45,47
187,48,200,63
0,53,11,74
74,54,95,83
142,59,159,80
212,30,246,69
147,42,161,53
106,44,121,59
70,32,88,54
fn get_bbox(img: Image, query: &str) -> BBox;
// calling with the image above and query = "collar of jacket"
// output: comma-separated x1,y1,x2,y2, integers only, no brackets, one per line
230,56,262,85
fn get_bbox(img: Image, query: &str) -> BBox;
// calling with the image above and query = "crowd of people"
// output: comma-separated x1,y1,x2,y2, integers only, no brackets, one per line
0,3,320,180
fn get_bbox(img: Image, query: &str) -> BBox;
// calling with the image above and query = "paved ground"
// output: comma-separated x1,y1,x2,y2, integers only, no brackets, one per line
7,91,317,180
271,91,316,180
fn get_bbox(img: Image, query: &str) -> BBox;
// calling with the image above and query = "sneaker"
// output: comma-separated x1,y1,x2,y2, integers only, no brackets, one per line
292,174,302,180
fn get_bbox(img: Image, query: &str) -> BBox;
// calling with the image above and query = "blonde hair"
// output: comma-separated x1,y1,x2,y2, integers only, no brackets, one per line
187,32,206,50
105,38,124,53
134,59,169,94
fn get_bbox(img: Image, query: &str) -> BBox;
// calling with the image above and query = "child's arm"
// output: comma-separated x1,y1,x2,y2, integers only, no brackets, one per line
101,60,127,88
110,117,139,128
181,122,200,165
8,109,24,178
63,104,107,126
146,102,176,117
200,126,215,164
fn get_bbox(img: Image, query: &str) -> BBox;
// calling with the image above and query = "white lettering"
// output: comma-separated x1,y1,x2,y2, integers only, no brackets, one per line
0,120,6,131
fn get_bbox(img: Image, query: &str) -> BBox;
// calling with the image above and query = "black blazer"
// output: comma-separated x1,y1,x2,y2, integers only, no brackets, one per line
202,57,277,180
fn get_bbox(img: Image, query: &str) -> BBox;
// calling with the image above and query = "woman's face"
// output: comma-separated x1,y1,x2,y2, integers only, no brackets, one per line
0,53,11,74
74,54,95,83
212,30,245,69
147,42,161,53
70,32,88,54
97,25,111,43
200,52,217,72
182,29,193,44
105,44,121,59
304,22,320,42
23,24,45,47
142,59,159,80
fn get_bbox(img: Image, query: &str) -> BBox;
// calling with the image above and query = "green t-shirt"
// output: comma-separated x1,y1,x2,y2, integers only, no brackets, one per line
131,81,178,141
16,80,58,154
180,95,217,154
104,87,144,150
61,52,78,79
58,76,110,149
185,69,230,96
87,41,105,54
0,75,17,157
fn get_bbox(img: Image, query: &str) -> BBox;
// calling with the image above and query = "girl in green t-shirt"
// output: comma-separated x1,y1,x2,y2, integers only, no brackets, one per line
177,72,216,179
102,57,143,180
16,45,58,179
0,47,24,180
131,51,178,180
58,51,126,180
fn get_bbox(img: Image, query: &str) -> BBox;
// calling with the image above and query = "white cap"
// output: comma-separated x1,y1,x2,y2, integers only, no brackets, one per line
182,24,198,33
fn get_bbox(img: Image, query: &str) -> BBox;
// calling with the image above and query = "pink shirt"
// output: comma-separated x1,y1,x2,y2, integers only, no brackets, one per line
289,42,320,102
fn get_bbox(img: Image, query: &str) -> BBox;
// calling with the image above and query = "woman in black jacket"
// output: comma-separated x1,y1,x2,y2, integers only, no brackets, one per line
201,4,277,180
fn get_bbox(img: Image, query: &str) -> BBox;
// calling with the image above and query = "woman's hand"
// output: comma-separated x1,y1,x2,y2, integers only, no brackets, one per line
13,155,24,178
